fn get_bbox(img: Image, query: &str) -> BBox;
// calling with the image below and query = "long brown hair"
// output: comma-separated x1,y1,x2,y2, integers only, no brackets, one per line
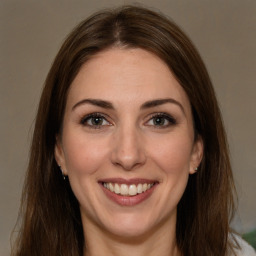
12,5,237,256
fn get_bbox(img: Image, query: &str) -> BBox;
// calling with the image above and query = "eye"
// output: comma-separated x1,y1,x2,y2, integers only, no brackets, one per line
80,113,111,128
146,113,176,128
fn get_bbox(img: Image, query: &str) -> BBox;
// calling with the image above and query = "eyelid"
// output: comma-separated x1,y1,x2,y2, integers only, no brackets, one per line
144,112,177,127
80,112,112,127
79,112,176,129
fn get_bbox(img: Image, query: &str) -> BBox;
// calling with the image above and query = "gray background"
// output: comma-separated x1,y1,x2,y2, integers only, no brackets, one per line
1,0,255,255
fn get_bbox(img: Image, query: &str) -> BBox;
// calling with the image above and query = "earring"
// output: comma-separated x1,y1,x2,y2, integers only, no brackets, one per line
59,165,67,180
195,167,198,172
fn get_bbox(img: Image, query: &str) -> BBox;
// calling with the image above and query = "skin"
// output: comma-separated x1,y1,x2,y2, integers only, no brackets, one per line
55,48,203,256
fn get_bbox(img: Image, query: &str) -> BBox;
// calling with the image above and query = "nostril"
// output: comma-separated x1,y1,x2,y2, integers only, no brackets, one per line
110,130,146,170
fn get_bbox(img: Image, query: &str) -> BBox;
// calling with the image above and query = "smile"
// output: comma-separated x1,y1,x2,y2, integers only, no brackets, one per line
103,182,154,196
99,178,158,206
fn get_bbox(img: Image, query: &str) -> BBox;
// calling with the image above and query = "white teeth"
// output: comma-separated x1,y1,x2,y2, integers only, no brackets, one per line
120,184,129,195
142,183,148,192
129,184,137,196
137,184,143,194
109,183,114,192
114,183,120,194
103,182,155,196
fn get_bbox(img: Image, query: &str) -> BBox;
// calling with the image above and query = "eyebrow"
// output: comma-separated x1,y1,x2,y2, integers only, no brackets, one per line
141,98,185,114
72,99,114,111
72,98,185,114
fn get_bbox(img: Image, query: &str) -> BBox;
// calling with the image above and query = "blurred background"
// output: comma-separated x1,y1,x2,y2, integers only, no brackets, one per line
1,0,255,255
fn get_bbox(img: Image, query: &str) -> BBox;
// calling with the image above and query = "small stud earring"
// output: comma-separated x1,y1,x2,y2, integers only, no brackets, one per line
59,165,67,180
195,167,198,171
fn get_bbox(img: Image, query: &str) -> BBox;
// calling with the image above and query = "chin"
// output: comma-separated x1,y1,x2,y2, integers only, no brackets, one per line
106,222,153,240
99,210,166,240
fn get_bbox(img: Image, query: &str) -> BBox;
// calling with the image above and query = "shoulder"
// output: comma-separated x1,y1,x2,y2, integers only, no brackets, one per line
230,234,256,256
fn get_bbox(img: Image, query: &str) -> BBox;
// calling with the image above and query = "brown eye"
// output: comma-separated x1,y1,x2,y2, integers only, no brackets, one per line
146,113,176,128
81,113,110,128
153,116,167,126
90,116,104,126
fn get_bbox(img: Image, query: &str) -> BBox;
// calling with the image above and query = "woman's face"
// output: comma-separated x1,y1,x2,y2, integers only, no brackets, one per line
55,48,203,238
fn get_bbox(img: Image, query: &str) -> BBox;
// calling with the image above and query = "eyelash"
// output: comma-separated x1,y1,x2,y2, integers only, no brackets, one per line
145,113,177,128
80,113,111,129
80,112,177,129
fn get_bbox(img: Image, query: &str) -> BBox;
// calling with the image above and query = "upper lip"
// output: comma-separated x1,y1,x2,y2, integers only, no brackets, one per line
98,178,158,185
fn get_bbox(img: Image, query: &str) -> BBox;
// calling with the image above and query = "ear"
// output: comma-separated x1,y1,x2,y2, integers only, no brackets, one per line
189,136,203,174
54,135,68,175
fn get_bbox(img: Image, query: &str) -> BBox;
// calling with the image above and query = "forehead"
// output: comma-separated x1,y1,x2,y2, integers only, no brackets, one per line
66,48,191,112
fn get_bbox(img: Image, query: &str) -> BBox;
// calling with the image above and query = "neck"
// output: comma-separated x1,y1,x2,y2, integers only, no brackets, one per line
83,217,181,256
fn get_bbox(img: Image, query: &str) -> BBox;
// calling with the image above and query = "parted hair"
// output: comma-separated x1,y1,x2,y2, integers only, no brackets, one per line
12,5,237,256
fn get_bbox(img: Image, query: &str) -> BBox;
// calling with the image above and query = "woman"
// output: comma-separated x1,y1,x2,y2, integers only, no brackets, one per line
12,5,255,256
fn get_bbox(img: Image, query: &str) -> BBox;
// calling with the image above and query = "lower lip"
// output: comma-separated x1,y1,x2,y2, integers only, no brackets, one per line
100,184,157,206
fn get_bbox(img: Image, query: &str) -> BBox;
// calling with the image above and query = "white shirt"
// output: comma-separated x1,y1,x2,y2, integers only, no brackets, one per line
232,235,256,256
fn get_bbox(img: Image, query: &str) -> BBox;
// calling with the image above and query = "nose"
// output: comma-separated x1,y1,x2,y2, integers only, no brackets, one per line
110,124,146,171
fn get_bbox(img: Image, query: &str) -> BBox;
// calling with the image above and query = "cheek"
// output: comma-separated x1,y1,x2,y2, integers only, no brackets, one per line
149,135,193,209
149,134,193,175
61,134,110,213
62,132,109,175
